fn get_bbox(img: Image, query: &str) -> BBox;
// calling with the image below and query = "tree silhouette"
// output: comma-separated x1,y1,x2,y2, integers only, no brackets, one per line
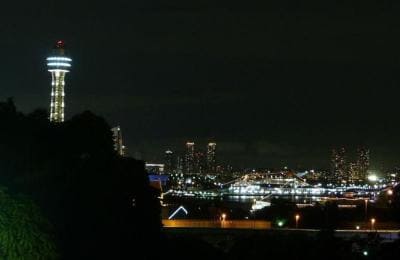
0,98,161,258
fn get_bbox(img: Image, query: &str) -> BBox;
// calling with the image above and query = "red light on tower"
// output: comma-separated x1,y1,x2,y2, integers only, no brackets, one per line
55,40,65,49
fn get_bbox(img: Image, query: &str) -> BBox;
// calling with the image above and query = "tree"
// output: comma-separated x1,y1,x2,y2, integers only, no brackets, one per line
0,187,57,259
0,99,161,258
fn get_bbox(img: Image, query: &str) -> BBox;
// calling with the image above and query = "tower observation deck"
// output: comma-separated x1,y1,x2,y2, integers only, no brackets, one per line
47,40,72,122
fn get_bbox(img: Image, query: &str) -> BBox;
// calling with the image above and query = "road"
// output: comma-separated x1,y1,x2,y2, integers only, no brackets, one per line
163,219,400,241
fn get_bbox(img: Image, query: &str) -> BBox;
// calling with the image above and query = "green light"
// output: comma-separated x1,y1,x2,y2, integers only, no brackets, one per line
278,221,284,227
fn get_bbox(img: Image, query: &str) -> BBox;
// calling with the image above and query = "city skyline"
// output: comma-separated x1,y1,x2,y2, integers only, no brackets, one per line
148,140,383,173
1,2,400,259
1,2,400,168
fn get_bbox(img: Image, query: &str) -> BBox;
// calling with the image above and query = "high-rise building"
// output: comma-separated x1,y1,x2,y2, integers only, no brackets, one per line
176,155,184,174
330,147,347,183
145,163,165,175
207,142,217,173
348,162,359,183
185,142,195,174
111,126,125,156
357,147,370,180
194,152,206,173
164,150,174,174
47,40,72,123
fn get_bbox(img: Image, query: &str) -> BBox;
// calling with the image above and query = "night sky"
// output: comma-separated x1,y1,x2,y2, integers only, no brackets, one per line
1,1,400,169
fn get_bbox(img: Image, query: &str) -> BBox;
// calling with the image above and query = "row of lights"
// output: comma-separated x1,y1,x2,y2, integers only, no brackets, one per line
355,218,376,230
292,214,377,230
219,202,386,257
219,212,378,257
220,213,379,230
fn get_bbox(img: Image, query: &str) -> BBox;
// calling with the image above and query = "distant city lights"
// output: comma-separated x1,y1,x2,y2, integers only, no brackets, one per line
367,174,378,182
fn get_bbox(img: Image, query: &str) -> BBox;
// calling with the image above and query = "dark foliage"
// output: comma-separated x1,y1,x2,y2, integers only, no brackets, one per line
0,98,161,259
0,187,57,259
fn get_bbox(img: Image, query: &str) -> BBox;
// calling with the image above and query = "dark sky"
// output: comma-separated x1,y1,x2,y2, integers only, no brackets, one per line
1,1,400,169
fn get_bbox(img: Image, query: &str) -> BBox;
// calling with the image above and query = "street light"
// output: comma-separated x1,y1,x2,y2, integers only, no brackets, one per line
387,189,394,205
295,214,300,229
220,213,227,228
221,213,227,222
370,218,376,231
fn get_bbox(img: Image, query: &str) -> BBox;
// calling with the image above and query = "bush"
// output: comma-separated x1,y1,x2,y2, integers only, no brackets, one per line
0,187,57,259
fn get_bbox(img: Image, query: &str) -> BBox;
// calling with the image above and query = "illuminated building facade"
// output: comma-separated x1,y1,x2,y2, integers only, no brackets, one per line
185,142,195,173
111,126,125,156
357,147,370,180
145,163,165,175
330,147,347,183
47,40,72,122
194,152,205,173
207,142,217,173
164,150,174,174
176,156,184,174
348,162,359,183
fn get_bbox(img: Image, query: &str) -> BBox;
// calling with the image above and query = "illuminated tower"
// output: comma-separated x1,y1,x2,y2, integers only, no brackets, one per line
185,142,195,174
47,40,72,122
194,152,205,173
164,150,174,174
357,147,370,180
111,126,126,156
330,147,346,184
207,142,217,173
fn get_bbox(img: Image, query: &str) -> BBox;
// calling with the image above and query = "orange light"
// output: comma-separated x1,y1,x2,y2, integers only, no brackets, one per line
221,213,227,221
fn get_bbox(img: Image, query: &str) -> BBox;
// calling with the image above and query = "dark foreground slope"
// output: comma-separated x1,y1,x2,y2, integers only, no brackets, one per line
0,98,161,259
